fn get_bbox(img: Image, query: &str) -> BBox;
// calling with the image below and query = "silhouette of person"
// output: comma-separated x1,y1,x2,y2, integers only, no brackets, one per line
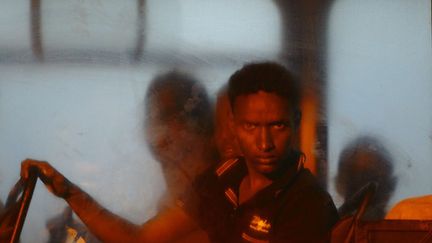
336,136,397,220
144,71,217,207
44,71,217,243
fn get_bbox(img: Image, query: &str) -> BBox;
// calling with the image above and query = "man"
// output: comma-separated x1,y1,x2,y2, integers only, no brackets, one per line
144,71,216,207
21,62,338,242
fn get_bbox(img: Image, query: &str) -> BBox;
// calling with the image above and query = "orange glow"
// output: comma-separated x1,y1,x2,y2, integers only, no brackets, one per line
300,92,318,175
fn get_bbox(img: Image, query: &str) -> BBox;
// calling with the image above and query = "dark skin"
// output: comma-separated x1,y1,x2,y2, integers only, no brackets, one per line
20,160,199,243
20,90,299,242
231,91,298,203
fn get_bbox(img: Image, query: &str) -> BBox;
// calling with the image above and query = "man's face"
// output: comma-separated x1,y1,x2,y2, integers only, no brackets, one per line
232,91,297,175
145,90,197,164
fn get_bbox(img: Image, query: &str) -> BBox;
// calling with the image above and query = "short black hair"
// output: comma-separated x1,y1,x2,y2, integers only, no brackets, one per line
227,62,301,111
145,71,213,135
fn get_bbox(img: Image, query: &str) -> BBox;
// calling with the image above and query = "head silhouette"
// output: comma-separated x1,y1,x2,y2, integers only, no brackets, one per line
336,136,397,219
144,71,215,200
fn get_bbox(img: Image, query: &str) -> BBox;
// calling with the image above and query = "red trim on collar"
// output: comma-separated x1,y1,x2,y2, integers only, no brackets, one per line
215,158,239,177
224,187,238,207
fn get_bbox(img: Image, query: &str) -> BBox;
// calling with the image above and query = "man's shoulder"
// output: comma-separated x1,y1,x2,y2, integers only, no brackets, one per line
194,157,243,183
286,168,336,207
292,168,324,191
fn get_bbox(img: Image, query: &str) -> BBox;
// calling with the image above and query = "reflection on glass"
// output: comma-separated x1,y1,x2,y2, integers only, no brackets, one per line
0,1,281,242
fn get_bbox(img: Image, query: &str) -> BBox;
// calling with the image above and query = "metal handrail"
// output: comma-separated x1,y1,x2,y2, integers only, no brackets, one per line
9,169,38,243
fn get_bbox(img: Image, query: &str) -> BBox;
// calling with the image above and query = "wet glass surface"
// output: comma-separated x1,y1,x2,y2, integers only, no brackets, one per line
0,1,430,242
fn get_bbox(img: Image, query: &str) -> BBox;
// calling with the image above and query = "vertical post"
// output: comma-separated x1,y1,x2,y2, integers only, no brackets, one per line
273,0,334,187
30,0,44,61
133,0,146,62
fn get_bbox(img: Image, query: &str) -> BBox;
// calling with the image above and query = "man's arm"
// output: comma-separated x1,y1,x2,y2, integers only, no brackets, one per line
21,159,199,243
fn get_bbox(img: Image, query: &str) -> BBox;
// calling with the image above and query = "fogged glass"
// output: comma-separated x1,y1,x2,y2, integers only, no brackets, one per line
0,1,32,61
41,0,137,59
0,1,281,242
327,0,432,214
0,0,431,242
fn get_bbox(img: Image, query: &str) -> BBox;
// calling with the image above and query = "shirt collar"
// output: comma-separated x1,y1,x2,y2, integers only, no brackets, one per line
214,155,303,207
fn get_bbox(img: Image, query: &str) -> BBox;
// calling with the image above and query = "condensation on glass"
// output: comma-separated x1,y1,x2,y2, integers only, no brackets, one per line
0,0,430,242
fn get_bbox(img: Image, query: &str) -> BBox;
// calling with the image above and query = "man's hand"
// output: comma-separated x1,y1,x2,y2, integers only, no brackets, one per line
19,159,201,243
20,159,72,198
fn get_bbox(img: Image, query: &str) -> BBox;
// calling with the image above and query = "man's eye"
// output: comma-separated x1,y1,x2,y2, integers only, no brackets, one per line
272,123,287,130
243,123,256,130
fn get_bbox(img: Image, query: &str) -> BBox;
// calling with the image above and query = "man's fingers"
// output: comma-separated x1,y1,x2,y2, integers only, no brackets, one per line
20,160,29,179
20,158,49,180
20,158,71,198
20,158,39,179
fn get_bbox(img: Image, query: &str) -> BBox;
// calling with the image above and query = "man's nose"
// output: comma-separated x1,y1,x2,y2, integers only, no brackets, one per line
257,127,275,152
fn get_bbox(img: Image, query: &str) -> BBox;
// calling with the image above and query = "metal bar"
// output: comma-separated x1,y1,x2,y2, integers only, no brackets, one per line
133,0,146,62
30,0,44,61
9,169,38,243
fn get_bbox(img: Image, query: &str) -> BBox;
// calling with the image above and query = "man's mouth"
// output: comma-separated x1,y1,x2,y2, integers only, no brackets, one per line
256,156,277,164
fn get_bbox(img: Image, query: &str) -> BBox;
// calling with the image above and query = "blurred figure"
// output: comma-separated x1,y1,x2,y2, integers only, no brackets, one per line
46,207,73,243
336,136,397,220
46,207,99,243
213,85,241,161
44,71,217,243
45,71,216,243
144,71,217,206
144,71,217,242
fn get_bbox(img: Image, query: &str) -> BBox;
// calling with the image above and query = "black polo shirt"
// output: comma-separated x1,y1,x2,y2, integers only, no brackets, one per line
179,157,339,243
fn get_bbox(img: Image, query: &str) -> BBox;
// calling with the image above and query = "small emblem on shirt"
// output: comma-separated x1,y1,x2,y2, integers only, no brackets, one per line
249,215,271,234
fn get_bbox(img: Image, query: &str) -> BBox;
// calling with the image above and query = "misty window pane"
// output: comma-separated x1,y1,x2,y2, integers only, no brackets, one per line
0,1,282,242
0,1,31,59
42,1,137,55
146,0,281,61
0,65,168,242
327,0,432,208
